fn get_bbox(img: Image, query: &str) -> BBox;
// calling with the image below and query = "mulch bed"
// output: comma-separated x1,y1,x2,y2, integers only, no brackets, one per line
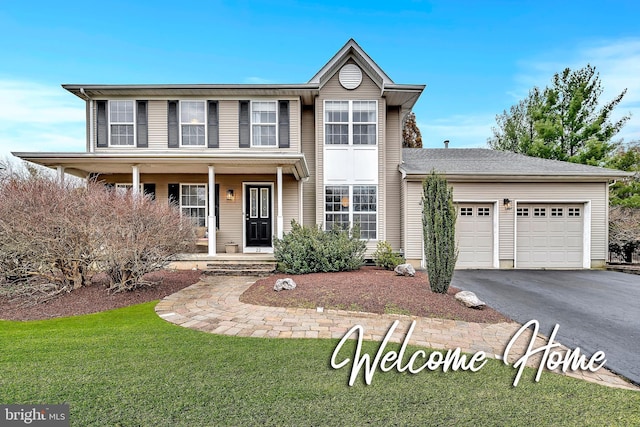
2,267,510,324
241,266,511,324
0,270,202,321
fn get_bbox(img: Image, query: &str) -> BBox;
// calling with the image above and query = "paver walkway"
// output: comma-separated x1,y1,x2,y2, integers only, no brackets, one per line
156,275,638,391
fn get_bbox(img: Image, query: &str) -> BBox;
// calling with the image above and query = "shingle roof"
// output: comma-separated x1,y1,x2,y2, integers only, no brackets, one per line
400,148,630,179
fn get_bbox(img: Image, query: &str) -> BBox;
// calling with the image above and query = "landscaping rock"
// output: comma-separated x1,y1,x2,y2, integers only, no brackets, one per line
274,278,297,291
455,291,486,309
394,263,416,277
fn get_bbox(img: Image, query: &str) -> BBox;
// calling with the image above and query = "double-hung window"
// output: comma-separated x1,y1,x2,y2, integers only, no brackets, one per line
252,101,277,146
180,184,207,227
109,100,135,146
181,101,206,146
325,100,377,145
325,185,377,239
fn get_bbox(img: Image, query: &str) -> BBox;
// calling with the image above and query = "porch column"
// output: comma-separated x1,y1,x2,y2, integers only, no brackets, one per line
56,166,65,185
208,165,217,256
131,165,140,196
277,166,283,239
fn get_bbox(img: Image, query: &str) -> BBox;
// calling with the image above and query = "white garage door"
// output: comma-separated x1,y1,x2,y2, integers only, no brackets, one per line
456,203,494,268
516,204,583,268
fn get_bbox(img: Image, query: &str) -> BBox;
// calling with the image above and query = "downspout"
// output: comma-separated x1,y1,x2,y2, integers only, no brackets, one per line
80,88,94,153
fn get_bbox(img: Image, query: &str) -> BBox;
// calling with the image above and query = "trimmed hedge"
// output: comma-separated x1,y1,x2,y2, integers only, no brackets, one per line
274,221,366,274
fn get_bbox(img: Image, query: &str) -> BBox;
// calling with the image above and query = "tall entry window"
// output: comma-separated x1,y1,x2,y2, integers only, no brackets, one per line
324,100,377,146
325,185,377,239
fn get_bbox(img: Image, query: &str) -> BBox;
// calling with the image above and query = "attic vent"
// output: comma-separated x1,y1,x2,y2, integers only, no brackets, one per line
339,64,362,90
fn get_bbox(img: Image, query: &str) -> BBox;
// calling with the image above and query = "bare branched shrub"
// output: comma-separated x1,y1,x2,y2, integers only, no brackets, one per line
92,190,195,293
0,174,196,300
609,206,640,263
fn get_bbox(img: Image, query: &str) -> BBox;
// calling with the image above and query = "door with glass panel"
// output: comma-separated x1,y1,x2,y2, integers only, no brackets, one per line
245,185,272,247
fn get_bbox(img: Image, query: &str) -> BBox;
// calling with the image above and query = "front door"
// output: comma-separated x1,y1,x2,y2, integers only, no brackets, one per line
245,185,272,247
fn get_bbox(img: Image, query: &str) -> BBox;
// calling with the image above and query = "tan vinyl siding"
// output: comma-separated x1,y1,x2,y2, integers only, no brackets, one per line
301,106,316,227
148,100,167,149
404,180,608,266
280,175,300,234
218,100,239,150
384,106,402,250
405,181,424,260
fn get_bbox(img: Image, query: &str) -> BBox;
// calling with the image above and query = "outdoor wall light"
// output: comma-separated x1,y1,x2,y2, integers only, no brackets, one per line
503,198,512,210
341,196,350,208
226,189,235,201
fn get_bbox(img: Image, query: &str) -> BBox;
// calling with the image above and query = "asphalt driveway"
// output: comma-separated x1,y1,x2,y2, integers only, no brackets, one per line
452,270,640,386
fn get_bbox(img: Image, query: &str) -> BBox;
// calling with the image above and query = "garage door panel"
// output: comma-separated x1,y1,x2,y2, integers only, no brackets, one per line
456,203,493,268
517,203,583,268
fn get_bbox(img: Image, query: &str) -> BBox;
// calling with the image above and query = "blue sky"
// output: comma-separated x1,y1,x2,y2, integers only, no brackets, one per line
1,0,639,158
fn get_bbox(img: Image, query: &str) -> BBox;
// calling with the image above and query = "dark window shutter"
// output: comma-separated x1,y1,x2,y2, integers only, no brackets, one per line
143,183,156,200
239,100,250,148
208,101,219,148
168,101,179,148
96,101,108,147
136,101,148,148
168,183,180,204
215,184,220,229
278,100,290,148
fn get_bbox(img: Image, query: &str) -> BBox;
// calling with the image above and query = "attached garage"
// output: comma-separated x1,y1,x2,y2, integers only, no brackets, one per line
516,203,584,268
400,148,630,270
456,203,495,268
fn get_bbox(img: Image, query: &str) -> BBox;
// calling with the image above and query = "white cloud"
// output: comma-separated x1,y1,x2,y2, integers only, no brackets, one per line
0,79,85,157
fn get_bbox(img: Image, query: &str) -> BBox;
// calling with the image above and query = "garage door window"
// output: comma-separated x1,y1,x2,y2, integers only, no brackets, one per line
517,207,529,217
551,207,564,217
460,207,473,216
533,207,546,217
478,207,490,216
568,207,581,217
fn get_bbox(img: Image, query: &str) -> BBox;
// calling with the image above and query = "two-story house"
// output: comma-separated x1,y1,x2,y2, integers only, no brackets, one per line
15,39,628,269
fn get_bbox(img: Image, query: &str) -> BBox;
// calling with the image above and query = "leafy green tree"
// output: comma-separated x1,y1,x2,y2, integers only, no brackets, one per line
422,172,457,293
607,142,640,208
402,112,423,148
489,65,630,165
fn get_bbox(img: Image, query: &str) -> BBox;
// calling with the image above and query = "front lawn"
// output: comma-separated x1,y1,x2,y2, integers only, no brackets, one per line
1,302,638,426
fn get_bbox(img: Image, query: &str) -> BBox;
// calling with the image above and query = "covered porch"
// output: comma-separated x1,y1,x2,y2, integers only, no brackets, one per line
14,151,310,257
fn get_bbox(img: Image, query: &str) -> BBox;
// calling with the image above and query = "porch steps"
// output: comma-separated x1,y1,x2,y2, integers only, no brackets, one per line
203,259,277,277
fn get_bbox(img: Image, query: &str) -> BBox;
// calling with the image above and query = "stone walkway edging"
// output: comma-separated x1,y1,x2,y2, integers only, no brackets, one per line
155,275,638,391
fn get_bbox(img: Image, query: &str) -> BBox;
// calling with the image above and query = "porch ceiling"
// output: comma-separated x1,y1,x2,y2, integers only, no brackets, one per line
12,151,310,180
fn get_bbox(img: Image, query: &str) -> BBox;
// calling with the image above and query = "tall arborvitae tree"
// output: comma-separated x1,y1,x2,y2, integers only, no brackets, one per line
403,112,423,148
422,171,457,293
488,65,629,165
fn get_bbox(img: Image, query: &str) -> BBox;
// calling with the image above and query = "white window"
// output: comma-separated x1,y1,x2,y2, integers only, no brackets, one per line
180,101,206,146
115,183,143,195
477,207,490,216
109,100,135,146
325,185,377,239
517,207,529,217
568,207,581,217
325,100,377,145
252,101,277,146
551,207,564,217
180,184,207,227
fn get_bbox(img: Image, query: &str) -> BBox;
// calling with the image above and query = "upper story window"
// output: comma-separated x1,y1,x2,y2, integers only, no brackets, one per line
325,100,377,145
180,101,206,146
252,101,277,146
109,100,135,146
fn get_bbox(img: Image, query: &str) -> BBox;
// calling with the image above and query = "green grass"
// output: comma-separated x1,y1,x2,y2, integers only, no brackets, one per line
1,303,638,426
